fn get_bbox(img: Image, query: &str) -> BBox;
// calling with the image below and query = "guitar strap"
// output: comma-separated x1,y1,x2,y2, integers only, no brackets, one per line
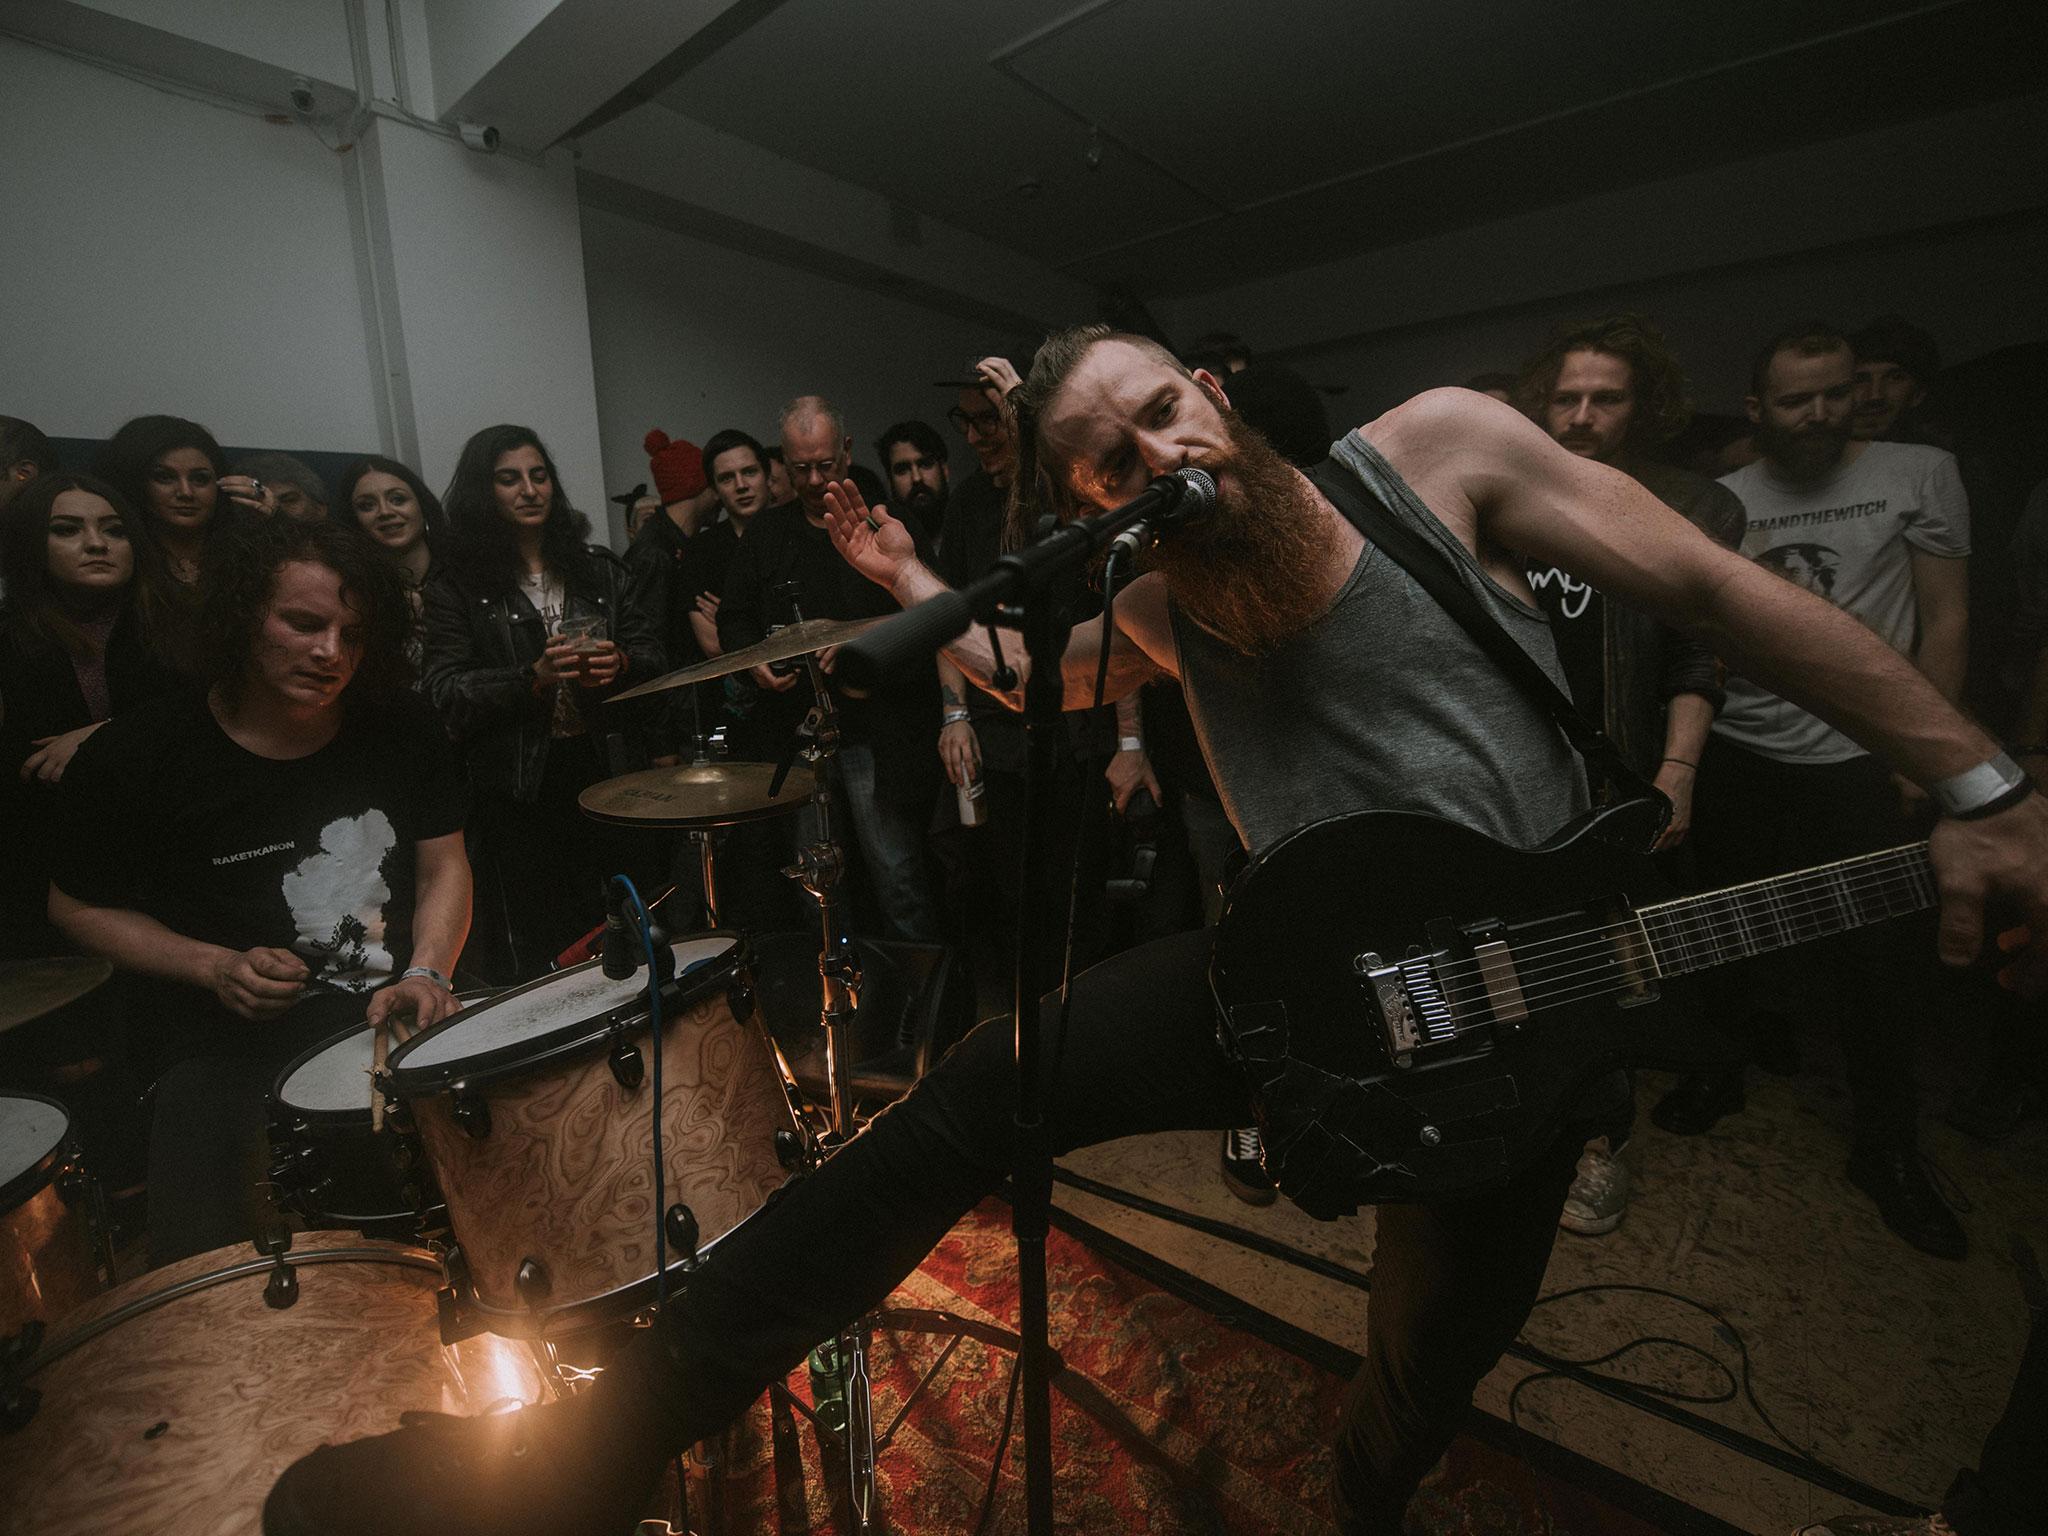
1305,452,1657,806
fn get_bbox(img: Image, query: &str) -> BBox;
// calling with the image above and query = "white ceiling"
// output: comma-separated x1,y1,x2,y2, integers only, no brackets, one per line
635,0,2044,300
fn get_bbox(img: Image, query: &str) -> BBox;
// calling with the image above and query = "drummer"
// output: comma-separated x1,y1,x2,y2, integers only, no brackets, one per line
47,517,470,1267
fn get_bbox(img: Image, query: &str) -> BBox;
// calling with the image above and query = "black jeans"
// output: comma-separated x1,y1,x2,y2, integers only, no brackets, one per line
635,927,1582,1532
1688,737,1921,1144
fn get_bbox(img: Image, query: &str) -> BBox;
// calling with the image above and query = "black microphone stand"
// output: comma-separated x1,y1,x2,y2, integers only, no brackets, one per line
837,471,1206,1536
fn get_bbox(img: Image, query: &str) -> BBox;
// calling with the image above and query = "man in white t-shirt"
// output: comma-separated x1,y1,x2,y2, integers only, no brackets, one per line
1655,320,1971,1260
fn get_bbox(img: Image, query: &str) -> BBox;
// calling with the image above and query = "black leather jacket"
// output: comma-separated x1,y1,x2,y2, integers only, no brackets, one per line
420,547,666,801
1606,457,1748,778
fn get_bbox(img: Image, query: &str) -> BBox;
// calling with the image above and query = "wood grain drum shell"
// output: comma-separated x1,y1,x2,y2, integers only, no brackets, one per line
398,945,800,1332
0,1233,550,1536
0,1091,107,1339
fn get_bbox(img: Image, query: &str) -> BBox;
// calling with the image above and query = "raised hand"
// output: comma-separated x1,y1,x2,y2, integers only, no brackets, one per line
822,478,915,590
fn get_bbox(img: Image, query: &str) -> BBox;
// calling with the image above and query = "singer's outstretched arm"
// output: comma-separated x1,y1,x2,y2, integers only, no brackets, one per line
822,479,1176,711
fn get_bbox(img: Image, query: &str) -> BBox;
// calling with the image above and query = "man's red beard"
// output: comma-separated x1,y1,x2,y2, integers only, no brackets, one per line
1148,413,1340,657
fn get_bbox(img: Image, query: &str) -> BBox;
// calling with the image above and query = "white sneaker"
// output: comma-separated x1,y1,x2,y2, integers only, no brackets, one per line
1559,1141,1630,1236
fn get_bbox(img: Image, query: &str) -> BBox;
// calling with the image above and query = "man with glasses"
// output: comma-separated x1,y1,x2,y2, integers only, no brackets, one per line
716,396,943,942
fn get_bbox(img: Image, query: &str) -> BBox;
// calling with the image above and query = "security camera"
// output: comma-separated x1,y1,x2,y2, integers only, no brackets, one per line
457,120,501,154
288,77,316,115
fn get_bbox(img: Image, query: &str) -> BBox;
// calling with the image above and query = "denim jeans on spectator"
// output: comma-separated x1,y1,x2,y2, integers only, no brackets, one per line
627,927,1584,1533
814,739,942,944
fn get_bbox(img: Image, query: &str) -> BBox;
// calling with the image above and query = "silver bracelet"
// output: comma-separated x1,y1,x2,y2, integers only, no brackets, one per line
942,709,972,726
1930,752,2031,819
400,965,454,991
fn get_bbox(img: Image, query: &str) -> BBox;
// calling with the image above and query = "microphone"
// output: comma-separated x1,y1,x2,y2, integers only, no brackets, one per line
599,876,637,979
1108,467,1217,569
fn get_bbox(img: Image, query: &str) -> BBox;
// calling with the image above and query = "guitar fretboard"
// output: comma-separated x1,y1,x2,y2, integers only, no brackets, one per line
1635,843,1935,977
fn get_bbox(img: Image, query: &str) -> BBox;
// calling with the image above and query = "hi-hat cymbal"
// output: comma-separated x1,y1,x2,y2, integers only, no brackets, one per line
579,759,815,829
0,957,114,1035
611,617,886,702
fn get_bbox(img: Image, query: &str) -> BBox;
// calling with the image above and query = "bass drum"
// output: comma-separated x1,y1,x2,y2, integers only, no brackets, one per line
388,933,803,1337
0,1090,110,1340
0,1233,550,1536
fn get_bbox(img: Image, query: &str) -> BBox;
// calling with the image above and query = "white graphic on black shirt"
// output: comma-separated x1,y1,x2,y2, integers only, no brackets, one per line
280,810,396,990
1525,565,1595,619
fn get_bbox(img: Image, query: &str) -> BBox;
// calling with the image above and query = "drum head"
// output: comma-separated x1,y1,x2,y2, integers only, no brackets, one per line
275,1025,379,1117
389,935,738,1091
0,1233,548,1536
0,1090,72,1209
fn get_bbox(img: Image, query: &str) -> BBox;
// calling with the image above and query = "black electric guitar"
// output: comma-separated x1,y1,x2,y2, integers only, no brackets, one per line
1211,798,1939,1217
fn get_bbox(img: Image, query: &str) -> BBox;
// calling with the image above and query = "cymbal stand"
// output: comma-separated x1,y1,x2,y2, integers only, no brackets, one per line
779,654,877,1527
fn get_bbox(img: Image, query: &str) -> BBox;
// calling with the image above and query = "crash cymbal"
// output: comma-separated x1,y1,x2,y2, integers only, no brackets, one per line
0,957,114,1035
579,759,815,829
611,617,886,701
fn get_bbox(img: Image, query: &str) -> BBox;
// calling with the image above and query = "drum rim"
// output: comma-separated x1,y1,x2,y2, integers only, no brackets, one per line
269,988,500,1123
0,1088,77,1211
386,932,750,1097
18,1238,442,1381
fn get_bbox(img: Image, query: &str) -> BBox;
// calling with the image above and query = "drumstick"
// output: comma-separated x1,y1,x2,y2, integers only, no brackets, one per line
371,1024,388,1133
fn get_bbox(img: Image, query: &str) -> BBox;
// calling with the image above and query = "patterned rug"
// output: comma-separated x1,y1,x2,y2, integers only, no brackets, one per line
703,1200,1693,1535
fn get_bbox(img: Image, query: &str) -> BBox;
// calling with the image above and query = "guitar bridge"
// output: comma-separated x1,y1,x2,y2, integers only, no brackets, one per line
1354,952,1457,1067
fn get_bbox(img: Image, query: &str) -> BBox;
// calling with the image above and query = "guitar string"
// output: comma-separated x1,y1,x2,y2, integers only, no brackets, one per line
1413,844,1929,988
1424,871,1934,1015
1417,851,1932,994
1425,872,1933,1015
1429,866,1932,1009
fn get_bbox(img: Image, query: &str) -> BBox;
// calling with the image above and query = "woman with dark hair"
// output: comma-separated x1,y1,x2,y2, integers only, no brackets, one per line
338,456,442,667
422,424,664,981
0,473,174,954
95,414,273,668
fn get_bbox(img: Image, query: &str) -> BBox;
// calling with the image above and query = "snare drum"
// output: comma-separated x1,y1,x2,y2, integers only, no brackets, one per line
1,1090,110,1340
388,934,802,1336
0,1232,548,1536
268,1025,443,1237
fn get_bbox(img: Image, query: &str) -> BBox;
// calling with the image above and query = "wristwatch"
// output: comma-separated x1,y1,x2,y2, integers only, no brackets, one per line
1930,752,2034,821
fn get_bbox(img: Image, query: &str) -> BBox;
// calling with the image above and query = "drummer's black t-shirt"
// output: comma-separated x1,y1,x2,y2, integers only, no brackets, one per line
52,688,467,1070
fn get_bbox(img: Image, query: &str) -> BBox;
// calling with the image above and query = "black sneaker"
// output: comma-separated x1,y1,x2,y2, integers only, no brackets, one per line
1220,1126,1278,1205
1846,1143,1966,1261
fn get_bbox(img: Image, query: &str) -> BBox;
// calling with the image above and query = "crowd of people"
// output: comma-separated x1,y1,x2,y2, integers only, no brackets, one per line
1,307,2043,1536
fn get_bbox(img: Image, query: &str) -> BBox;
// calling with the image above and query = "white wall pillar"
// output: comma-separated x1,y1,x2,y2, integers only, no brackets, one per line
350,114,607,524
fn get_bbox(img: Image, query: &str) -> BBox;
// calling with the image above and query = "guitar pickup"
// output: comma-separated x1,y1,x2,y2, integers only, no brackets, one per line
1355,952,1458,1067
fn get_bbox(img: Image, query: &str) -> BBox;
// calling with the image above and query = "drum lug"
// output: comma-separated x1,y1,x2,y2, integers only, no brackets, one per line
256,1228,299,1310
54,1168,92,1207
452,1089,491,1139
516,1256,552,1307
437,1284,490,1346
774,1127,805,1171
728,980,755,1023
665,1203,700,1270
608,1040,645,1091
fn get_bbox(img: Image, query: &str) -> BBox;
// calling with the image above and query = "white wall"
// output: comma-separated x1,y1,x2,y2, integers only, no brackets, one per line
0,33,383,452
581,204,1017,542
1160,90,2048,419
1281,209,2048,423
357,116,606,507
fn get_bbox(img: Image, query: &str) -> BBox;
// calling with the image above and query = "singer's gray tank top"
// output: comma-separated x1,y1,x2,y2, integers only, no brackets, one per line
1170,431,1586,856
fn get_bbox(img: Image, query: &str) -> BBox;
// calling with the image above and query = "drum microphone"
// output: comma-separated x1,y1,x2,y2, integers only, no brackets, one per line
600,878,637,979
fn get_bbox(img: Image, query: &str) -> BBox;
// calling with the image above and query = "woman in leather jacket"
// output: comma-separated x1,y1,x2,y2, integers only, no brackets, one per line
422,425,665,981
